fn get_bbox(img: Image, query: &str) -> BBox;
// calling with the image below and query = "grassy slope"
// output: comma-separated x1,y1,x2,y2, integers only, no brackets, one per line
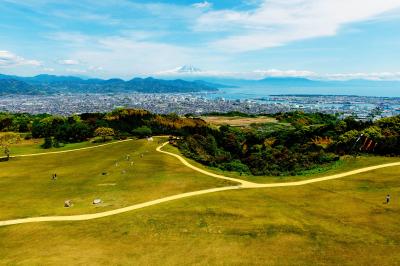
0,166,399,265
201,116,278,127
0,138,233,220
163,144,400,183
7,139,119,156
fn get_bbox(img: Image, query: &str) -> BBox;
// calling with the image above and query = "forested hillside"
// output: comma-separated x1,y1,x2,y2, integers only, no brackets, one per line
0,74,219,95
1,110,399,176
178,112,400,176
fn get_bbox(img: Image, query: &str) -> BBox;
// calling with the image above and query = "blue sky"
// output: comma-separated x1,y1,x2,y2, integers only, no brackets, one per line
1,0,400,80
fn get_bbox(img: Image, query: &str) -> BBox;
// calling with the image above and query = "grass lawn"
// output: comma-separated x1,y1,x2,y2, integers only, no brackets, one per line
201,116,278,127
7,138,121,156
163,144,400,183
0,138,233,220
0,165,399,265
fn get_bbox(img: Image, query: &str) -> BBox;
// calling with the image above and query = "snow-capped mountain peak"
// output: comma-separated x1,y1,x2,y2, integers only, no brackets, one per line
156,65,204,76
175,65,202,73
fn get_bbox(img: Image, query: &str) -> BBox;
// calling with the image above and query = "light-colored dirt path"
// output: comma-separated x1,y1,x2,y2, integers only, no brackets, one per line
11,139,134,158
0,186,240,227
156,142,256,187
11,136,169,158
157,142,400,189
1,141,399,227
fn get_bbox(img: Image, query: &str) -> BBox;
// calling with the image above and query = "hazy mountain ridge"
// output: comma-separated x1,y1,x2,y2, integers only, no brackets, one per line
0,79,45,95
1,73,400,96
0,74,220,95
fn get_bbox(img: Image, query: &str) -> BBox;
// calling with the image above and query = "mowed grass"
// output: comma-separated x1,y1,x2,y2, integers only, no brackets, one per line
163,144,400,183
201,116,278,127
7,138,119,156
0,138,233,220
0,166,399,265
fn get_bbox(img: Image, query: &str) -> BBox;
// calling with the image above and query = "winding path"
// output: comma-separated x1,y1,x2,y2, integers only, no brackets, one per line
156,142,400,189
1,140,399,227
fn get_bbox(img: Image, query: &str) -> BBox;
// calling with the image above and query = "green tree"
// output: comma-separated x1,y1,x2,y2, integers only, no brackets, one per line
41,137,53,149
132,126,152,138
362,126,383,141
0,132,21,159
95,127,115,142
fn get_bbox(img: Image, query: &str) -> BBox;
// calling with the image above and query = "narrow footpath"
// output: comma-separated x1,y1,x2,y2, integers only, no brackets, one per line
1,141,399,227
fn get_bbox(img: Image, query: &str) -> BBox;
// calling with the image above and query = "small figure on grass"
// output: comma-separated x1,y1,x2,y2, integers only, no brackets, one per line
52,173,57,180
386,194,390,204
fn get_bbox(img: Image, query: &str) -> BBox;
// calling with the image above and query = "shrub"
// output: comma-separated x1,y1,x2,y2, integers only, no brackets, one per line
132,126,152,138
219,160,250,174
41,137,53,149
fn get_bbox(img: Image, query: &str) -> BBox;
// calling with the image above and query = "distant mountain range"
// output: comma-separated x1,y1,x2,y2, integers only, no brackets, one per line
167,75,400,90
1,72,400,97
156,65,400,89
0,74,222,95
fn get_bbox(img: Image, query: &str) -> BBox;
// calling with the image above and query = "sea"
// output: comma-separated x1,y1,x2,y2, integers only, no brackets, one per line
203,84,400,100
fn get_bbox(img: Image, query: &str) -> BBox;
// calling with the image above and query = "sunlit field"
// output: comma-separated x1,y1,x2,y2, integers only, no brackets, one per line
0,138,399,264
0,138,232,221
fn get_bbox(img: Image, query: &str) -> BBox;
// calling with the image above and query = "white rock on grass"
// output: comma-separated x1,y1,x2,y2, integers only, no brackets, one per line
64,200,72,208
93,199,102,205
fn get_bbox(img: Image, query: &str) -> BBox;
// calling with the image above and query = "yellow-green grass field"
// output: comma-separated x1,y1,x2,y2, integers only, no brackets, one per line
0,138,233,220
201,115,279,127
0,165,399,265
0,138,400,265
6,138,120,156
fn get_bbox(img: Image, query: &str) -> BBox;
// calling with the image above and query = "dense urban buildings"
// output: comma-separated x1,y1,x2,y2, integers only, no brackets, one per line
0,93,399,120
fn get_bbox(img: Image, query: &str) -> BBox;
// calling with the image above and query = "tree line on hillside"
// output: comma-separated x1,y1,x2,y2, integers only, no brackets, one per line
0,109,209,150
177,112,400,176
1,109,399,176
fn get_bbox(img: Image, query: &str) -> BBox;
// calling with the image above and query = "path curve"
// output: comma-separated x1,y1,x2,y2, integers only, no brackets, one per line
156,142,256,187
1,141,399,227
157,142,400,189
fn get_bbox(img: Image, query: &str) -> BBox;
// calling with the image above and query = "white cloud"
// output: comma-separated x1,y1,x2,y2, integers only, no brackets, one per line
0,50,42,67
58,59,80,65
66,68,87,74
195,0,400,52
66,34,195,78
253,69,317,78
47,32,91,45
43,67,55,72
255,70,400,81
88,65,104,72
323,72,400,81
44,29,223,78
252,70,400,80
156,66,400,81
157,67,234,78
192,1,212,9
52,10,120,26
156,66,317,79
